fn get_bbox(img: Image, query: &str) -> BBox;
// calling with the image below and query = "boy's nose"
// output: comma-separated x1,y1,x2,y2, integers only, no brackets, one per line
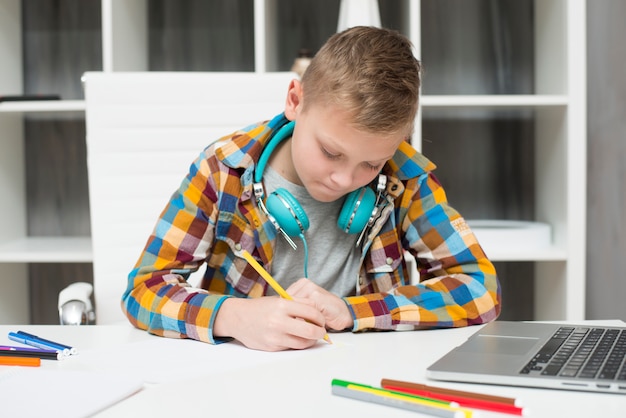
329,167,354,189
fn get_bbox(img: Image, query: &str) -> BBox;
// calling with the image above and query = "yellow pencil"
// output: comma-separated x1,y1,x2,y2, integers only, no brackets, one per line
241,249,332,344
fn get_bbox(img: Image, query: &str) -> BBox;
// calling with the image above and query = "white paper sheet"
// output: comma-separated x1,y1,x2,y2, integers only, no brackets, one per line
0,368,144,418
76,335,339,384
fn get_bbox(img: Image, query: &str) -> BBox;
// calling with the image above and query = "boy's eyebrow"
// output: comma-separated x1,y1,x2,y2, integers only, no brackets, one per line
368,152,396,164
321,135,395,162
375,154,395,162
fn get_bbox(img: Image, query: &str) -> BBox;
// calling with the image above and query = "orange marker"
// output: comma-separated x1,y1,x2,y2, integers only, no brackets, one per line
0,356,41,367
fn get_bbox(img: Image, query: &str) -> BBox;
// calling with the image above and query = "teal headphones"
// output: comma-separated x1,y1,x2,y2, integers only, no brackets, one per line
253,117,388,276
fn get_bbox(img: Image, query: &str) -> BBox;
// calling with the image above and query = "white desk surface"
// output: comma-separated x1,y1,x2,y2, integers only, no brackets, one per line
2,321,625,418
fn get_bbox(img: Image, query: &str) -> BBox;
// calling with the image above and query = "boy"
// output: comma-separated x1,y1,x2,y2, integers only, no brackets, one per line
122,26,501,352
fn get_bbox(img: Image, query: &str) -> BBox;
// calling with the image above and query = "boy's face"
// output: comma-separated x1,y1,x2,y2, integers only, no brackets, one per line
284,81,406,203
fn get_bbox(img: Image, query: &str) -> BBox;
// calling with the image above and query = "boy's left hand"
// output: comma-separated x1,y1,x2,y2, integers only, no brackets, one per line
286,278,353,331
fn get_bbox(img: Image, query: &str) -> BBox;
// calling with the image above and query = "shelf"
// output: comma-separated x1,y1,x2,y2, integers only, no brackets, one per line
480,244,567,262
421,94,568,108
0,100,86,113
6,94,525,114
0,231,563,263
469,220,566,262
0,237,92,263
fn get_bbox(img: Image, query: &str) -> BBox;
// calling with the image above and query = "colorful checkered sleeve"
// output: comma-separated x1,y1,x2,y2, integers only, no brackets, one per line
344,171,501,331
121,118,282,345
121,146,231,343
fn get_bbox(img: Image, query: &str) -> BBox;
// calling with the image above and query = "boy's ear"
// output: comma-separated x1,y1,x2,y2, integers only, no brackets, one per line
284,79,303,120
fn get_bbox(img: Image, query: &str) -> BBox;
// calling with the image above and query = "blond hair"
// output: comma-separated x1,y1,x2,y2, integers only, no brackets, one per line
301,26,421,137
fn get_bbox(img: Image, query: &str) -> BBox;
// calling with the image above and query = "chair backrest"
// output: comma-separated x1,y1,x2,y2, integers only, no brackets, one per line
83,71,296,324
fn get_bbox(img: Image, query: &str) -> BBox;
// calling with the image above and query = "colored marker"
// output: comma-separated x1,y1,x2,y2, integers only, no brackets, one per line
16,331,77,355
241,249,332,344
8,332,70,356
0,346,63,361
0,356,41,367
381,378,522,407
331,379,470,418
382,382,526,415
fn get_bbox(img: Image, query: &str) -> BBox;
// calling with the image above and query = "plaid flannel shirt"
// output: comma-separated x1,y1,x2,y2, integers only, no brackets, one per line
122,114,501,343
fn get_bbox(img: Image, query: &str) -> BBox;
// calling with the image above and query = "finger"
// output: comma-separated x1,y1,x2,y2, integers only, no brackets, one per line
286,315,327,342
278,333,321,351
285,277,311,295
291,295,318,309
287,302,326,328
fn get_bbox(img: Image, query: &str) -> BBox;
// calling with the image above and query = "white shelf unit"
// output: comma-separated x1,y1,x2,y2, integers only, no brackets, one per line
0,0,94,323
0,0,585,323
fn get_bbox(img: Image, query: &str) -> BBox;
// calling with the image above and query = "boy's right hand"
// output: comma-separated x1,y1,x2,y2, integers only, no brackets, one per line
212,296,327,351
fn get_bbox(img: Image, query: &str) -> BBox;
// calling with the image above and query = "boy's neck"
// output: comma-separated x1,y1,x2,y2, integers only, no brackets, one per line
267,136,302,185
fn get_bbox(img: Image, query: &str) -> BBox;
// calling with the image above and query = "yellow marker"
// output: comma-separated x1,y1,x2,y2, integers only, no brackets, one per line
240,249,332,344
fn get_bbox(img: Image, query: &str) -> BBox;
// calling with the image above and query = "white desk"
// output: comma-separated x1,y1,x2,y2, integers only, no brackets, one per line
2,322,625,418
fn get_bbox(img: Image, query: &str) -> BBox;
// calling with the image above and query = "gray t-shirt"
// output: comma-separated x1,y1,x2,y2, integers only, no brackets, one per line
264,166,360,297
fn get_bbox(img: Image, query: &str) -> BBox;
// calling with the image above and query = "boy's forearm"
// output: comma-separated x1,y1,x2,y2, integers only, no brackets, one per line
343,272,500,332
121,281,230,344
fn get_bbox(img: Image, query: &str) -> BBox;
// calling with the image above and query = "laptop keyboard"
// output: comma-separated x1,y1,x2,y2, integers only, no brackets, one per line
520,327,626,380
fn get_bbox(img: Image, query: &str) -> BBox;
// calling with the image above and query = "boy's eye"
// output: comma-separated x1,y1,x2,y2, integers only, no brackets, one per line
321,146,381,171
322,147,340,160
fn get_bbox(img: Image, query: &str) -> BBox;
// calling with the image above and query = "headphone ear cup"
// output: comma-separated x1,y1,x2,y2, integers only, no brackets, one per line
265,188,310,237
338,187,376,234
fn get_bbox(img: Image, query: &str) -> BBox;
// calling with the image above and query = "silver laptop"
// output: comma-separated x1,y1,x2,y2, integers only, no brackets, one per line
426,321,626,394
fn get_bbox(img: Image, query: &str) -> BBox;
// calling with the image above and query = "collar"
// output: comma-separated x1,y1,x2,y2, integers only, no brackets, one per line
215,114,290,170
387,140,437,180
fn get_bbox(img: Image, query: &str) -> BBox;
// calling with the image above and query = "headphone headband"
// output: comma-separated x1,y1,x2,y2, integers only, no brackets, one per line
254,120,295,184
